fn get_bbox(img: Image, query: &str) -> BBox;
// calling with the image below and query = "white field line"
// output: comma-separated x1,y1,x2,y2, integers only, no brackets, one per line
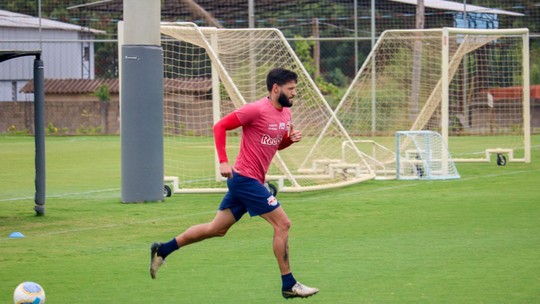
0,209,216,241
0,188,121,203
293,168,540,203
37,211,217,237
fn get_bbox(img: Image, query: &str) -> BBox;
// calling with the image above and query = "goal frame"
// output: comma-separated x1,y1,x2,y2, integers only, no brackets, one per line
441,28,530,163
333,27,530,177
161,22,375,194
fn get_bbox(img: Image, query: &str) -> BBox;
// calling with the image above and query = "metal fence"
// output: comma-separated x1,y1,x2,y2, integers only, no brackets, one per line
1,1,539,129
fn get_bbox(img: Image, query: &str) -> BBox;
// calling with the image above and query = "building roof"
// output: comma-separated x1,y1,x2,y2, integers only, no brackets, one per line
20,78,212,94
390,0,524,17
0,9,104,34
483,85,540,100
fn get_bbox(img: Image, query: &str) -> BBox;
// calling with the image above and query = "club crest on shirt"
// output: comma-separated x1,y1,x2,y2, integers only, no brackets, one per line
267,195,278,206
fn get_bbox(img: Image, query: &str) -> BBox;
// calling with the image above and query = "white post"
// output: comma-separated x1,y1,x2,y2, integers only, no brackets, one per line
370,0,376,135
441,28,450,149
522,30,531,163
441,29,450,172
211,33,222,181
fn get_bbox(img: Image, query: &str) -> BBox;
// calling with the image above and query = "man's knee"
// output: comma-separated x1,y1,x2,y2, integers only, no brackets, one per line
213,227,229,237
276,217,291,233
208,224,230,237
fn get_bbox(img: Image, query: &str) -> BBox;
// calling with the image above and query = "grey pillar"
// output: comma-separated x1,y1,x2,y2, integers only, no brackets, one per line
121,0,163,203
121,46,164,203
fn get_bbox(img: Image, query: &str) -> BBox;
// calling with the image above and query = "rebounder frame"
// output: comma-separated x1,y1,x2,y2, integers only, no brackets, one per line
0,50,46,215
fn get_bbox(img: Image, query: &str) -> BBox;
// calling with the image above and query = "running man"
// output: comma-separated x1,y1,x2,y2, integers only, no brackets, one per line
150,68,319,299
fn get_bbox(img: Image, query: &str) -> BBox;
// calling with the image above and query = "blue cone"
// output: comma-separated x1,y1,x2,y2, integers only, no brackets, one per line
8,232,25,238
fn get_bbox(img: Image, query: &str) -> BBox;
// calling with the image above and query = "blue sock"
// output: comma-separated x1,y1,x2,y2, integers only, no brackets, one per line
281,273,297,291
157,238,179,259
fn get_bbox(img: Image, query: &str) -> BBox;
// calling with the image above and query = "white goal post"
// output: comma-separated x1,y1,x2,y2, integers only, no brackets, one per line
331,27,530,179
160,22,375,193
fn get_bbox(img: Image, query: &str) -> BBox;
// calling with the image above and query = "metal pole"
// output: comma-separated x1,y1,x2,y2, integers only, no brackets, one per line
34,55,46,215
462,0,469,127
354,0,358,72
371,0,376,134
248,0,255,28
38,0,42,50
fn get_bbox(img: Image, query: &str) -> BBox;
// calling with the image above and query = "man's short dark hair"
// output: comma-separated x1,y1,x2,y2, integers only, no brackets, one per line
266,68,298,91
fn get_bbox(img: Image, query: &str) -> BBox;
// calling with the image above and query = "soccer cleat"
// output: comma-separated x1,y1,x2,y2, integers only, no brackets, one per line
282,282,319,299
149,242,164,279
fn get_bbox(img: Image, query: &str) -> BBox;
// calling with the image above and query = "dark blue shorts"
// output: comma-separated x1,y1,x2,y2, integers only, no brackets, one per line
219,172,280,221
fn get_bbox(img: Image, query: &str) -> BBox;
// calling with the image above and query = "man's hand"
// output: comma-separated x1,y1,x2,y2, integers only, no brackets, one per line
219,162,233,178
289,124,302,143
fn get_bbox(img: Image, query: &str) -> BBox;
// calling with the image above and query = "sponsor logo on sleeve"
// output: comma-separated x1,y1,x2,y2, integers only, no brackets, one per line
267,195,278,206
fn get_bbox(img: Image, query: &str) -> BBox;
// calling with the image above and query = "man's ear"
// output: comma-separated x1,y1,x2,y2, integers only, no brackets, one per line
272,83,280,94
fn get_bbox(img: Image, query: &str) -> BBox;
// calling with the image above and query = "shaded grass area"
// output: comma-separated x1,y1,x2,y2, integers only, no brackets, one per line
0,135,539,303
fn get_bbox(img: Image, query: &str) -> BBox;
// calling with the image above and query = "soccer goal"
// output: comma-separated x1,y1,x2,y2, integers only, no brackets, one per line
332,28,530,178
160,22,374,193
396,131,460,180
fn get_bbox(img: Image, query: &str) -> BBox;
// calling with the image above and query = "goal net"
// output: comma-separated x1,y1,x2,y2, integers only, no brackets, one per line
160,22,374,193
396,131,460,180
332,28,530,178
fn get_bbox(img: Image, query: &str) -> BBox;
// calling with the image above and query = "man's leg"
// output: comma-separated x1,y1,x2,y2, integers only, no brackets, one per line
176,208,237,246
260,206,291,275
150,209,236,279
261,206,319,298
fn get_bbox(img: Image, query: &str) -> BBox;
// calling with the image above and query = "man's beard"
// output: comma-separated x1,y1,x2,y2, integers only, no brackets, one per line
278,92,293,107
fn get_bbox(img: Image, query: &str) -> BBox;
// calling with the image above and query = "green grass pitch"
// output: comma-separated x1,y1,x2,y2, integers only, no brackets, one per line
1,135,539,303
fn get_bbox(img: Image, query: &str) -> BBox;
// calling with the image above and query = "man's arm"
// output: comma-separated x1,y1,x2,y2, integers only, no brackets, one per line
278,124,302,150
213,112,242,178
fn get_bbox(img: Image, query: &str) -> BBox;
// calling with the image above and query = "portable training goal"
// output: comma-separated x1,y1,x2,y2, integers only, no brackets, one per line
331,28,530,179
396,131,460,180
160,22,374,193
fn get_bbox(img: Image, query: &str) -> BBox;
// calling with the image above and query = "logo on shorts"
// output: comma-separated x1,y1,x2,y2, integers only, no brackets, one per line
267,195,278,206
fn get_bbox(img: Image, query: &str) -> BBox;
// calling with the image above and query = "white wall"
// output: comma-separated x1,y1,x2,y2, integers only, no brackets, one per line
0,27,95,101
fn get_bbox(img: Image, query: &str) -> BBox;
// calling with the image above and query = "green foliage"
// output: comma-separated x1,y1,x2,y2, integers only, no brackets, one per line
293,37,316,75
6,125,29,135
45,122,58,135
46,122,68,135
93,84,110,103
94,42,118,78
326,67,349,87
293,36,344,107
76,125,102,135
531,41,540,85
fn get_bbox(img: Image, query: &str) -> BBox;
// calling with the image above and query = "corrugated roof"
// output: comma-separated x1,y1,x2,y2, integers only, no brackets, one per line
20,78,212,94
390,0,524,17
483,85,540,100
0,9,104,34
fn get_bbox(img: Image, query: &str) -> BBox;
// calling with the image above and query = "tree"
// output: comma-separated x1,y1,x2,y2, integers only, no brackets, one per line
93,84,110,134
